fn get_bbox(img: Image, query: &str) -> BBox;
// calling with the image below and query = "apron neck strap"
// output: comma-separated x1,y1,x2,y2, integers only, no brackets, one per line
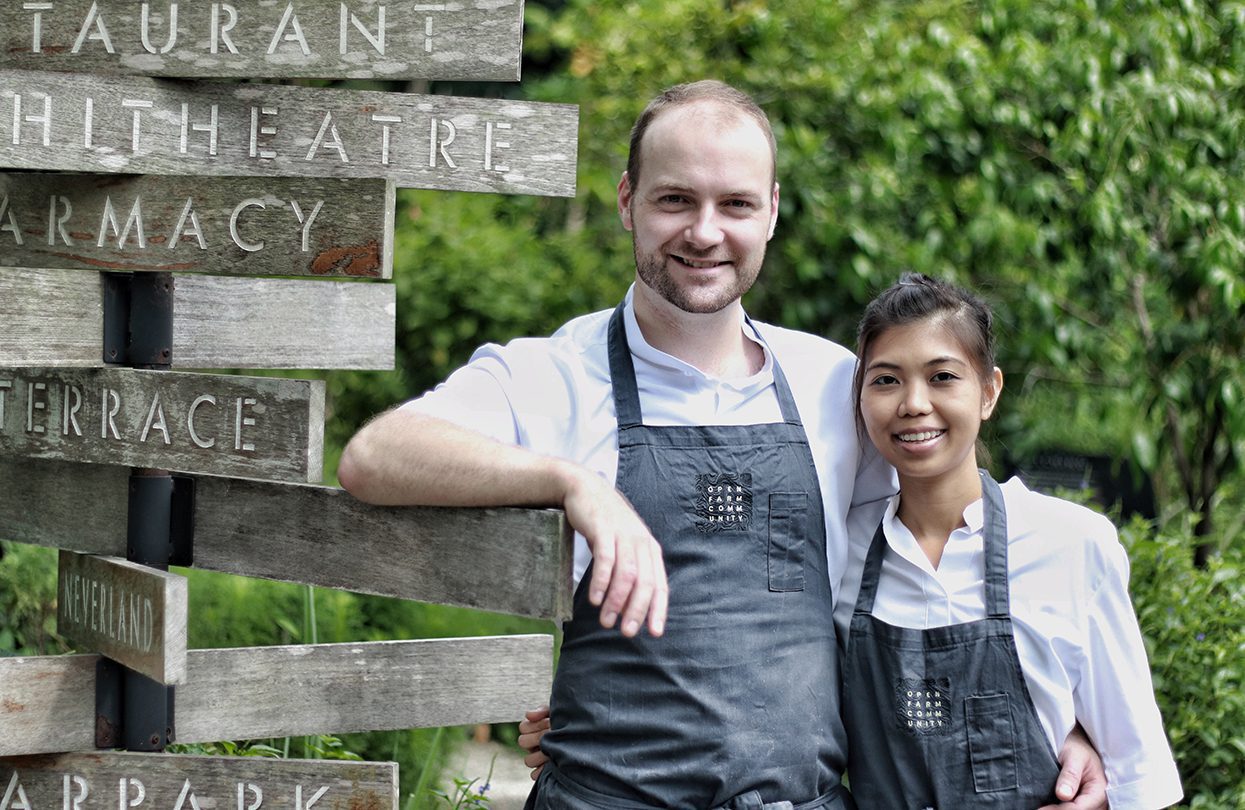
607,303,643,428
979,470,1010,618
853,470,1011,618
606,304,802,428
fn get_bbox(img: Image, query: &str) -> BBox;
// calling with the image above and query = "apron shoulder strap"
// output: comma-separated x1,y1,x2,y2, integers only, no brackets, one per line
606,302,643,429
979,470,1011,618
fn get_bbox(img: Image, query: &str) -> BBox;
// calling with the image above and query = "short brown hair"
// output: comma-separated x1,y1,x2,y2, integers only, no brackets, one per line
625,80,776,189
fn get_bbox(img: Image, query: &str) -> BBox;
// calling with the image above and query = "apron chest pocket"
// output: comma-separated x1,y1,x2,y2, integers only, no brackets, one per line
767,493,808,592
965,693,1020,793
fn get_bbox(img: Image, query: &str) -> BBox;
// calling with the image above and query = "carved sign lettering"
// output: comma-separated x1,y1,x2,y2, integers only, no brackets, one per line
0,752,397,810
0,173,393,277
0,1,522,81
57,552,187,684
0,368,324,482
0,69,579,197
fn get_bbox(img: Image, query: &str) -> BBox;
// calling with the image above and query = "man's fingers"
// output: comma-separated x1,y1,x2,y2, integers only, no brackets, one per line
648,548,669,636
617,540,656,637
599,537,638,629
587,539,615,608
1054,767,1081,802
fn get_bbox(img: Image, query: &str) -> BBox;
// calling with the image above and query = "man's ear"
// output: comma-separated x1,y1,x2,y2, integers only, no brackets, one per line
618,172,635,231
767,181,780,240
981,367,1004,420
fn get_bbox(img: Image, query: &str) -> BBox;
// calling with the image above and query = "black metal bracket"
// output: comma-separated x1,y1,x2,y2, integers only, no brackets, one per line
126,472,195,568
94,658,122,748
102,272,174,367
94,658,176,751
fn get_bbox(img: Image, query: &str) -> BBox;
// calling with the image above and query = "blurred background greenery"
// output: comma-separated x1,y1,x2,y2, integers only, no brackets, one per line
4,0,1245,806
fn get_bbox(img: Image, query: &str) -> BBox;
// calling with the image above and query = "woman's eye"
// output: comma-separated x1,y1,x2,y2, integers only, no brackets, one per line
870,374,898,386
931,371,959,383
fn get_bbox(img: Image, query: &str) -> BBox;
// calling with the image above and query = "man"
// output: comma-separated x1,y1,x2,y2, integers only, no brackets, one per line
339,81,1106,809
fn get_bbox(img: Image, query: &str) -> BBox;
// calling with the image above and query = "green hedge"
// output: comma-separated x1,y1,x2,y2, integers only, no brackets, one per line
1122,518,1245,809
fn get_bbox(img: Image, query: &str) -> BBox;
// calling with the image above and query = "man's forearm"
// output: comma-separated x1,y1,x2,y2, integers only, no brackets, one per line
338,408,573,507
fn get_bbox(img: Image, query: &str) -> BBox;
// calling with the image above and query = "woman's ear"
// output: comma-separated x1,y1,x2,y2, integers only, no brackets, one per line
981,367,1004,420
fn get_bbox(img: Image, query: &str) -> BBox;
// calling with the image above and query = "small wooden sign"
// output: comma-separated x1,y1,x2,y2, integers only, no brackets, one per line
0,751,398,810
0,68,579,198
0,0,523,82
0,173,395,278
0,458,574,621
0,636,553,755
0,267,395,370
0,368,324,482
57,552,188,685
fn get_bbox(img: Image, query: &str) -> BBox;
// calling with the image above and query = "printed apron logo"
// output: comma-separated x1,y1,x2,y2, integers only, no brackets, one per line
895,678,953,735
694,473,753,532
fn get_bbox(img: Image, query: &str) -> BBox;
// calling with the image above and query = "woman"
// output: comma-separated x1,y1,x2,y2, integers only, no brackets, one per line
836,273,1180,807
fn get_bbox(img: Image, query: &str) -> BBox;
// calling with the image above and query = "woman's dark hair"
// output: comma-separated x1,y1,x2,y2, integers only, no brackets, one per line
852,272,998,436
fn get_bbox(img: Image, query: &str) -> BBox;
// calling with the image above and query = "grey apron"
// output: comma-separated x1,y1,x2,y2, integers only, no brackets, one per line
528,303,852,810
841,472,1060,808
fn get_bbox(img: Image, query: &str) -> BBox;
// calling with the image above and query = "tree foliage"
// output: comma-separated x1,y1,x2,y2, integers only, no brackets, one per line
333,0,1245,562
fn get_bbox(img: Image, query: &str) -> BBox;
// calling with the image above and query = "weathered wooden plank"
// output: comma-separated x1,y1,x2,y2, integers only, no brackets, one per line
0,267,395,370
0,267,101,367
57,552,188,685
0,368,325,482
0,69,579,197
0,457,574,621
0,173,395,278
171,274,394,369
0,0,523,82
0,654,96,757
189,475,574,620
0,636,554,755
0,752,398,810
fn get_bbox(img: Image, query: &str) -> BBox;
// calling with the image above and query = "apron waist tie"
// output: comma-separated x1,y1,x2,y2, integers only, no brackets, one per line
533,762,852,810
713,786,850,810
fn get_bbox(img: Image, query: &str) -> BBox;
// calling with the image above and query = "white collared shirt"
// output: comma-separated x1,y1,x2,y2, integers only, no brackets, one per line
836,477,1183,809
405,285,895,589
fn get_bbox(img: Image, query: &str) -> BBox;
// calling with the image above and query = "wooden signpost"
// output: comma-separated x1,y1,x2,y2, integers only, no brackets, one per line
0,0,574,783
0,69,579,197
0,173,395,278
0,751,398,810
0,0,524,81
57,552,188,685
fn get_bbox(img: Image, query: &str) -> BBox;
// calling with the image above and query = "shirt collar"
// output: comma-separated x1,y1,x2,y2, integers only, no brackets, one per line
622,284,774,388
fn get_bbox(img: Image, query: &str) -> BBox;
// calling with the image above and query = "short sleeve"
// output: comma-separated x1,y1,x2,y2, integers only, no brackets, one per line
402,346,523,447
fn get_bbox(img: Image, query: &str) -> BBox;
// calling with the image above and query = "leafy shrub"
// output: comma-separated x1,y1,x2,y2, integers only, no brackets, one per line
0,542,66,656
1123,517,1245,809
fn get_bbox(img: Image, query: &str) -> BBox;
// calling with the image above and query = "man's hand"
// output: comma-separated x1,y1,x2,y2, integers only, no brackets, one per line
1038,724,1107,809
518,705,552,780
560,467,668,638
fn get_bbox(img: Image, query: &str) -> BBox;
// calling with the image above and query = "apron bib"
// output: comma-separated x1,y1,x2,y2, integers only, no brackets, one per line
530,304,850,810
842,472,1060,808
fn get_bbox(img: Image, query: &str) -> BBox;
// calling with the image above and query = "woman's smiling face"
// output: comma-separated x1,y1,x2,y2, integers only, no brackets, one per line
859,317,1002,489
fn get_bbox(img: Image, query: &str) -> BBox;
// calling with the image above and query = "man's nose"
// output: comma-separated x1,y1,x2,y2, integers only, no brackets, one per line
685,206,724,248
